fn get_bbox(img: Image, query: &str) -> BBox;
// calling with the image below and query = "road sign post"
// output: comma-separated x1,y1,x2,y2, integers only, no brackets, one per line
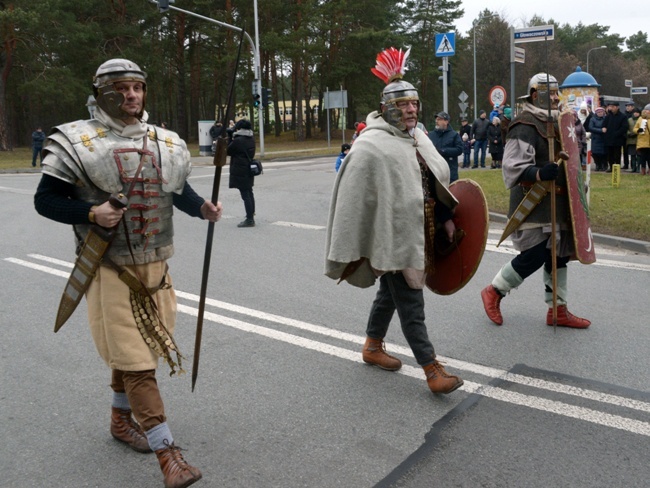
435,33,455,115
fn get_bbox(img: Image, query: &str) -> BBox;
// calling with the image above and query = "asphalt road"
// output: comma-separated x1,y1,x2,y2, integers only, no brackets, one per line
1,158,650,488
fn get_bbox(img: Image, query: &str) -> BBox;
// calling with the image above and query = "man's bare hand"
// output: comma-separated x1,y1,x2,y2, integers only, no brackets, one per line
201,200,223,222
443,219,456,242
94,201,126,228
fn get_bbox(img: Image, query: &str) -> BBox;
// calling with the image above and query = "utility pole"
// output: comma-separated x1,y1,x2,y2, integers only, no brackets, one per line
151,0,264,155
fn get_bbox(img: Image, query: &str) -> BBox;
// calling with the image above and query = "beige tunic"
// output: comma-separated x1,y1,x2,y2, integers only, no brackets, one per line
85,243,177,371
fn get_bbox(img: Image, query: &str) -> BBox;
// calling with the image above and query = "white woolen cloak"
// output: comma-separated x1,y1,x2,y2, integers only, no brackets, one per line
324,111,458,288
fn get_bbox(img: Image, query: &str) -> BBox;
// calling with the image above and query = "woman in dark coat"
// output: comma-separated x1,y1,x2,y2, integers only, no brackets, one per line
588,107,607,171
227,119,257,227
487,116,503,168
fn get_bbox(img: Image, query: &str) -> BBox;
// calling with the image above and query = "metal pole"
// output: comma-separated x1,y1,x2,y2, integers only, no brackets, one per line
253,0,265,157
586,45,606,73
150,1,263,153
473,23,477,120
442,57,449,113
472,14,492,120
326,87,331,149
510,27,515,112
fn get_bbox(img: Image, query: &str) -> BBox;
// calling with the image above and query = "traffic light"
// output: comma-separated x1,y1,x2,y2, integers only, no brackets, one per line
157,0,172,12
253,93,261,108
262,88,272,107
437,64,452,86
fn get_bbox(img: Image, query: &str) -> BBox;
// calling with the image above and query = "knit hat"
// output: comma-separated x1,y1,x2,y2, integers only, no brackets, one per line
504,107,512,119
595,106,606,114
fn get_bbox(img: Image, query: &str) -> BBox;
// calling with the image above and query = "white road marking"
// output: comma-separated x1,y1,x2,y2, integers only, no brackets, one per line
176,303,650,437
0,185,33,195
4,257,70,277
272,221,326,230
6,254,650,438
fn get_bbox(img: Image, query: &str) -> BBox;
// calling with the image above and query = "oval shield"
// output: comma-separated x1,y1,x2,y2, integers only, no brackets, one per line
426,179,489,295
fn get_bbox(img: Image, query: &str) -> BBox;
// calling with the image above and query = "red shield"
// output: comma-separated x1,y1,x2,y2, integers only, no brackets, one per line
426,179,489,295
558,111,596,264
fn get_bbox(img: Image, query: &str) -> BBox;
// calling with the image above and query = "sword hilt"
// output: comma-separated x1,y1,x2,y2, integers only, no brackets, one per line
557,151,569,163
108,192,128,209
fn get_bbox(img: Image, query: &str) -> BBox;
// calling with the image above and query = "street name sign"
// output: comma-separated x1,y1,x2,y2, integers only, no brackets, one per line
514,25,554,43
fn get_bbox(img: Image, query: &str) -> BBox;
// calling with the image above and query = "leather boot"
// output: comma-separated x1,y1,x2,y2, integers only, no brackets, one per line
155,442,203,488
110,407,152,453
546,305,591,329
422,360,463,394
481,285,504,325
362,337,402,371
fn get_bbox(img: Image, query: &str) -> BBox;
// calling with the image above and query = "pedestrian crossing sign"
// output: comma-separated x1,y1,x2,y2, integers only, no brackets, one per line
435,32,455,57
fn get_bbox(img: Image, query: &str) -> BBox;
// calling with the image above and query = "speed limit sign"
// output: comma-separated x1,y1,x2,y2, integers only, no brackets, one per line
489,85,507,107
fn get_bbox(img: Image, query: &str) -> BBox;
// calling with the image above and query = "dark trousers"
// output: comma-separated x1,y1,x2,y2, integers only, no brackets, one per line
606,145,622,169
592,153,607,171
473,139,487,167
112,369,165,431
239,188,255,219
511,240,570,281
365,272,435,366
637,148,650,171
32,147,43,167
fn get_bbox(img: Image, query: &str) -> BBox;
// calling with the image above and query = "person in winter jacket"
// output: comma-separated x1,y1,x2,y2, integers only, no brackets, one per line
602,101,628,172
588,107,607,171
428,111,463,182
571,110,587,167
633,104,650,175
470,110,490,168
335,143,351,172
487,117,503,168
228,119,257,227
626,107,641,173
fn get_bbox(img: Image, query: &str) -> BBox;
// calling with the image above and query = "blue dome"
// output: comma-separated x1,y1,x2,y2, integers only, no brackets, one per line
560,66,601,88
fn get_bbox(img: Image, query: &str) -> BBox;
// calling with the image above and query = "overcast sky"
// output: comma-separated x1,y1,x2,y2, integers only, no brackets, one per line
454,0,647,44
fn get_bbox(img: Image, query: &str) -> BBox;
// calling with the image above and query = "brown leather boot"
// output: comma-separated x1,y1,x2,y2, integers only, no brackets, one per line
546,305,591,329
422,360,463,394
362,337,402,371
110,407,152,453
481,285,504,325
155,442,203,488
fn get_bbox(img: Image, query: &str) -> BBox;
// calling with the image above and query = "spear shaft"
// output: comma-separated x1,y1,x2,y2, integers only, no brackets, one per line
192,27,246,392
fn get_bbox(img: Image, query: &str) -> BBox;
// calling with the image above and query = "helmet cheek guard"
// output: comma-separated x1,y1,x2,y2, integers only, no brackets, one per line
519,72,559,110
93,58,147,120
382,103,407,131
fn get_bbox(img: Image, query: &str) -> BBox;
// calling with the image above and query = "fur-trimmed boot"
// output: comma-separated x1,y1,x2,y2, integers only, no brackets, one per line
362,337,402,371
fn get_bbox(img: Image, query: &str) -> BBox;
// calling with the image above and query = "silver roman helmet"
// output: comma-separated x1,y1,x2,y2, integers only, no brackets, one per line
371,47,420,130
519,72,559,110
92,58,147,120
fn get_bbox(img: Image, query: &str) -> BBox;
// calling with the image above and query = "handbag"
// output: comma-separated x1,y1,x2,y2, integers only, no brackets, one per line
246,153,263,176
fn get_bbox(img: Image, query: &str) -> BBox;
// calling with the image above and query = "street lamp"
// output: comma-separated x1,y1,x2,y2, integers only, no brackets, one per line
473,13,493,120
586,45,607,73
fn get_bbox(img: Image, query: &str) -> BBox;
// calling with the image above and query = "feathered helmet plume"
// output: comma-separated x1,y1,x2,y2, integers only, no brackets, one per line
371,47,419,105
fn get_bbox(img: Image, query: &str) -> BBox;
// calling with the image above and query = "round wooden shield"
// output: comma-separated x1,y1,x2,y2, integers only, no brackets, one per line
426,179,489,295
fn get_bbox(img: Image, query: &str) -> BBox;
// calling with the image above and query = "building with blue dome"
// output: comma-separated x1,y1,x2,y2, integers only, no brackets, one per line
559,66,601,111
